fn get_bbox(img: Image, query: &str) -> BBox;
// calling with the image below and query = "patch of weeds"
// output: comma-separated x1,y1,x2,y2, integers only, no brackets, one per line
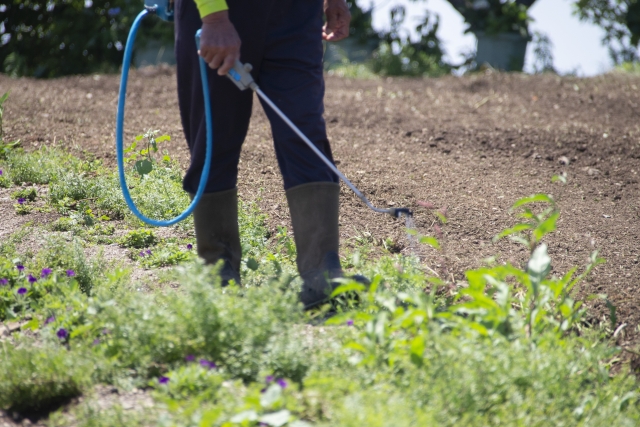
119,229,157,249
0,168,11,188
10,187,37,202
34,236,105,295
0,343,94,416
13,198,32,215
54,262,302,384
134,243,193,268
49,172,95,206
0,255,89,320
4,147,82,185
125,164,191,228
51,217,78,232
92,174,128,220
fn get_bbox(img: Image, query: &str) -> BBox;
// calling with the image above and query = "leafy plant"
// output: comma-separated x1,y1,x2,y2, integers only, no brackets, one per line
11,187,37,202
123,130,171,177
119,229,157,249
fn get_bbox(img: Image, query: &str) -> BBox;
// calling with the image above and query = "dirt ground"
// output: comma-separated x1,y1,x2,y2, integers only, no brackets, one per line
1,68,639,353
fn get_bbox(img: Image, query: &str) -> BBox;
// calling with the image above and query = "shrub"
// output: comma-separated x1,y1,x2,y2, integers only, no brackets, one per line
0,344,93,415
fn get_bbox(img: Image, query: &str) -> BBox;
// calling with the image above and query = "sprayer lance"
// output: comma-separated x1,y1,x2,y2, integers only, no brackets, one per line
222,59,412,218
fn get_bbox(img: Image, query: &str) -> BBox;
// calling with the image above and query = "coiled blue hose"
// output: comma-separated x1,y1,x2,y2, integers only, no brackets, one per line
116,9,212,226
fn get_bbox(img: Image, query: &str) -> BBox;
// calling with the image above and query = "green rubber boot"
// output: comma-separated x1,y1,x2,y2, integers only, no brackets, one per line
286,182,343,308
191,188,242,285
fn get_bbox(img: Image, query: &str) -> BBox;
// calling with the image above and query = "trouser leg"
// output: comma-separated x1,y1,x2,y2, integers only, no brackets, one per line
175,0,270,193
257,0,338,189
259,0,343,306
175,0,271,280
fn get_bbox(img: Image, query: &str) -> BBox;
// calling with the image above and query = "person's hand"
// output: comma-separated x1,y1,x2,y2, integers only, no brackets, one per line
198,11,241,76
323,0,351,42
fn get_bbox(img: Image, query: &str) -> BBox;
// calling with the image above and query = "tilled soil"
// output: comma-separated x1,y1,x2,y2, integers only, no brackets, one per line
1,68,639,353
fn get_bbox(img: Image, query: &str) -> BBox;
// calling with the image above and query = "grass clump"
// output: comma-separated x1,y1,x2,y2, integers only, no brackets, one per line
0,344,93,415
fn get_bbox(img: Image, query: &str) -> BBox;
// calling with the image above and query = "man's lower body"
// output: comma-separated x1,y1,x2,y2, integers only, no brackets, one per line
175,0,343,307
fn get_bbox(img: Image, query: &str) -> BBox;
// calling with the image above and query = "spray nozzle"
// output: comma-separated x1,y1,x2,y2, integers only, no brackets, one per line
391,208,413,218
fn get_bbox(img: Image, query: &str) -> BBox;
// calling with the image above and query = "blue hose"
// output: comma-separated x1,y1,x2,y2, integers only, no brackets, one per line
116,9,212,226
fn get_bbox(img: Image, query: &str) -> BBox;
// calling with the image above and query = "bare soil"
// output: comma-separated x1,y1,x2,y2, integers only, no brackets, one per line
1,68,639,355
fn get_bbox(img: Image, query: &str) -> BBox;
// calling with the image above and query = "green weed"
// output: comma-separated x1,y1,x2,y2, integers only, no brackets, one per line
0,343,93,415
11,187,37,201
119,229,157,249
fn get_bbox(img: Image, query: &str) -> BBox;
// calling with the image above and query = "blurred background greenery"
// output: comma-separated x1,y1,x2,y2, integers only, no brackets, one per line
0,0,639,78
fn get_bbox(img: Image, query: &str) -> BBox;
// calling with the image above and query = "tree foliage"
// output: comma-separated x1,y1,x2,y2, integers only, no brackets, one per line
573,0,640,63
444,0,537,35
0,0,173,78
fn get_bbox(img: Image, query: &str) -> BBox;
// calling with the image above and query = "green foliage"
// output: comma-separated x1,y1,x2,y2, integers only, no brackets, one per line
49,172,95,205
119,229,157,249
134,242,193,268
0,0,174,78
371,7,450,77
2,147,82,185
0,91,8,141
123,130,172,177
573,0,640,63
0,343,93,414
34,236,105,294
0,147,638,425
11,187,37,202
446,0,536,36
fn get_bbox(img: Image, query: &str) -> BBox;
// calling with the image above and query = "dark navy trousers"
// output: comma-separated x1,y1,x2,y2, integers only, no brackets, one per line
175,0,339,193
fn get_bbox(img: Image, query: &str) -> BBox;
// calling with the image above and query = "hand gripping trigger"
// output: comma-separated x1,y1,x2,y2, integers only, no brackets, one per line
226,61,256,91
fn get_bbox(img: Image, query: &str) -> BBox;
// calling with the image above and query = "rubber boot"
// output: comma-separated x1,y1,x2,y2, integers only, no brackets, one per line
286,182,343,308
191,188,242,285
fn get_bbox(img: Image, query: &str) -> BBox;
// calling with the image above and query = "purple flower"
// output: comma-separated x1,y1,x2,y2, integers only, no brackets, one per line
107,6,121,16
17,287,27,295
276,378,288,389
0,278,7,286
66,269,76,277
346,319,354,326
265,375,274,384
185,354,195,362
28,274,37,283
45,316,55,324
158,376,170,384
139,251,145,257
187,244,193,250
57,328,68,339
16,265,25,272
17,198,25,205
145,249,152,255
92,338,101,346
0,170,3,175
102,328,110,335
41,268,53,278
199,359,216,369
